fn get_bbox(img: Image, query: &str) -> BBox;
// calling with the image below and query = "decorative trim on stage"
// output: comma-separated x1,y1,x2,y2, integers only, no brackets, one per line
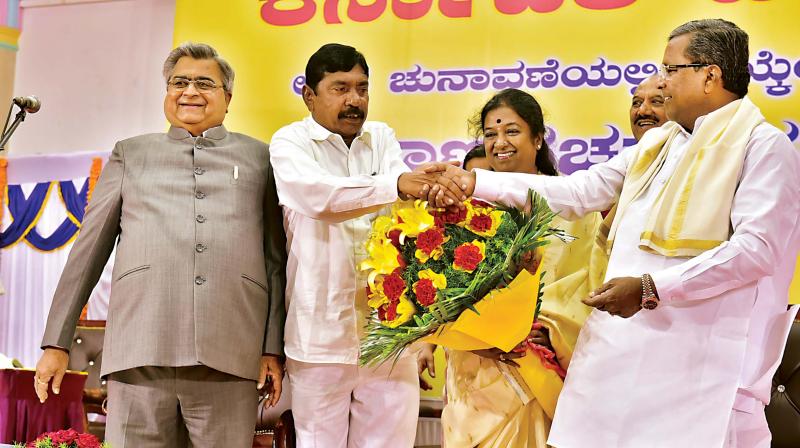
0,156,104,252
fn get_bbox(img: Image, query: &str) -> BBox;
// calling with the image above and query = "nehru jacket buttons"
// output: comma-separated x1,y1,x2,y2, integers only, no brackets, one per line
195,244,206,253
195,276,206,285
196,215,206,223
194,167,205,175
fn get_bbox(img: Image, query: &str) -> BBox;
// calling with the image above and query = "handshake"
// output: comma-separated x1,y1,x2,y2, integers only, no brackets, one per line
397,161,479,209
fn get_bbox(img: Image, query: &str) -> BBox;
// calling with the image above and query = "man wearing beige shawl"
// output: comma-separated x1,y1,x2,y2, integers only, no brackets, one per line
425,19,800,447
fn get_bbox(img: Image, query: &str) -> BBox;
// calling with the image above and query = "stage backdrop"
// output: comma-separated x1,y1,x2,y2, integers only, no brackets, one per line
174,0,800,395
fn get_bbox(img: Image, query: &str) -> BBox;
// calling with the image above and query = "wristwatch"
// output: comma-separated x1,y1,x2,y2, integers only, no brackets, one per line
641,273,660,310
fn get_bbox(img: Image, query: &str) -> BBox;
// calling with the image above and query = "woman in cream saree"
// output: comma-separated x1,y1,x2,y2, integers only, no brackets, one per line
427,89,607,447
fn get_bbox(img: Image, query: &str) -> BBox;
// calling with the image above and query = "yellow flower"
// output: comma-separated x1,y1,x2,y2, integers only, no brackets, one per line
381,294,417,328
369,216,394,241
417,269,447,289
465,206,505,237
360,238,401,288
415,246,442,263
391,200,434,241
367,281,389,309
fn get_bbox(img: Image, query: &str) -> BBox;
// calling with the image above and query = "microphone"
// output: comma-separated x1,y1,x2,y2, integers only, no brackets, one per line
13,96,41,113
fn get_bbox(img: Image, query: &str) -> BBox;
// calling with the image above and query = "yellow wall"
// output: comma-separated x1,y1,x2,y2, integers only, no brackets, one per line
0,25,19,148
0,47,13,117
791,261,800,305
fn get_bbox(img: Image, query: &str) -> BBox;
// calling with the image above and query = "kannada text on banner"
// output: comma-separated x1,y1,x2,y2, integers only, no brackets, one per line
174,0,800,396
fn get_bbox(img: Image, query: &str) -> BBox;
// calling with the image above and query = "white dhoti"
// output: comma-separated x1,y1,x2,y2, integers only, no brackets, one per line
724,403,771,448
286,354,419,448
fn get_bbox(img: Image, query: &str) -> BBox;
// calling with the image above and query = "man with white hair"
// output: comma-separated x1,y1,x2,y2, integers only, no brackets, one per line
34,42,287,448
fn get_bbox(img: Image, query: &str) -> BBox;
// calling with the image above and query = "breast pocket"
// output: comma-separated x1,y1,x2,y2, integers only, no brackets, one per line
229,167,265,213
115,264,151,282
229,164,263,189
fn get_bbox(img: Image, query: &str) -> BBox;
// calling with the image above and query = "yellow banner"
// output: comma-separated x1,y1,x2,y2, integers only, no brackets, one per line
175,0,800,169
174,1,800,400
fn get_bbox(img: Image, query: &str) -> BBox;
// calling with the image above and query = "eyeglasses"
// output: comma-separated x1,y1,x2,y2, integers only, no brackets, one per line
659,63,710,79
168,78,222,93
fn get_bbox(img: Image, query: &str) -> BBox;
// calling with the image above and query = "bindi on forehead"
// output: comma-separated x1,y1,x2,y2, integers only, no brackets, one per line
497,118,502,123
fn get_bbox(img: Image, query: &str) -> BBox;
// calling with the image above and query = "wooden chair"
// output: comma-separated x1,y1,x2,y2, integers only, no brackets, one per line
766,318,800,447
68,320,107,440
253,385,294,448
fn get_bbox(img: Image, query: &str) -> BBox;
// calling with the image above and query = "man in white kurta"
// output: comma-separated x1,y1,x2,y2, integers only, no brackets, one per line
269,43,447,448
426,19,800,447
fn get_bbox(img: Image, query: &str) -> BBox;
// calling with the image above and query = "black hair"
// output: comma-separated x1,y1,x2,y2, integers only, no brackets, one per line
469,89,558,176
669,19,749,98
462,144,487,169
305,43,369,92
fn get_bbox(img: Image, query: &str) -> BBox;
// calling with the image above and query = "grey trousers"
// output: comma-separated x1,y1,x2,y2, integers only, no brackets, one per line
105,365,258,448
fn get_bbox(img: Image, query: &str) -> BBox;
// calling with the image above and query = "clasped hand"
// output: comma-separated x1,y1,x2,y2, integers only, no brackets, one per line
397,162,477,208
582,277,643,318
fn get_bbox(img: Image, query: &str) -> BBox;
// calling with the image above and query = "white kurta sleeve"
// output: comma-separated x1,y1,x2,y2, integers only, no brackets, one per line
651,131,800,304
377,127,412,180
269,127,406,223
473,148,632,219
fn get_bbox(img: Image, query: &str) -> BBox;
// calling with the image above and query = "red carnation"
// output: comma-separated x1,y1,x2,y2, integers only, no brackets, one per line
469,214,493,233
433,207,467,226
382,272,406,301
50,429,78,444
377,304,386,321
454,244,484,272
77,433,102,448
388,229,402,249
415,279,437,306
470,199,492,208
416,227,445,255
379,301,399,321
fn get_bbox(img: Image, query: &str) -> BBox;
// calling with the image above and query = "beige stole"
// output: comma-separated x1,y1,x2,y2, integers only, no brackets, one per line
598,97,764,257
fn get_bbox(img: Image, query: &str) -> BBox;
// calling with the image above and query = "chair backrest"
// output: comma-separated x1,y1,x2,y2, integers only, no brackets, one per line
67,322,105,391
255,379,291,430
766,319,800,447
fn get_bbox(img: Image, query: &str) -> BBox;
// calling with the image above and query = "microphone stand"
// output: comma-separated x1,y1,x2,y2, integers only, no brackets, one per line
0,102,20,295
0,104,27,153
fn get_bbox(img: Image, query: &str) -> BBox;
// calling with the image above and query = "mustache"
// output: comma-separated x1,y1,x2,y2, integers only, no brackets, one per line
635,114,658,124
338,107,365,119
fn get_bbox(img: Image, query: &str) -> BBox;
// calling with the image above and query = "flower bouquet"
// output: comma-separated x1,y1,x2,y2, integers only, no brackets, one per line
359,190,573,417
15,429,108,448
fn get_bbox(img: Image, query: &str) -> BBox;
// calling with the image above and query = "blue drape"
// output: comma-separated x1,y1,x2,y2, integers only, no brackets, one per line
1,183,51,249
1,179,90,251
59,179,89,223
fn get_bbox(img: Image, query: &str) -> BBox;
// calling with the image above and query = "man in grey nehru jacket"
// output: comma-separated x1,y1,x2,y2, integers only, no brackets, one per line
34,42,287,448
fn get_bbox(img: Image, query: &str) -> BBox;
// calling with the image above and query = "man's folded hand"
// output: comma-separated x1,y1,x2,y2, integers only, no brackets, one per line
417,162,477,208
398,168,466,209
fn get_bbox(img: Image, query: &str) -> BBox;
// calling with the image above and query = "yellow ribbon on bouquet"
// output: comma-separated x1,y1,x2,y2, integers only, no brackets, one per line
420,262,564,420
